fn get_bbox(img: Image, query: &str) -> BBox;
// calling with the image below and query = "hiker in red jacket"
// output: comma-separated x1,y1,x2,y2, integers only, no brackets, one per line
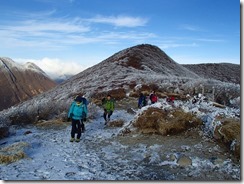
149,91,158,104
167,96,175,106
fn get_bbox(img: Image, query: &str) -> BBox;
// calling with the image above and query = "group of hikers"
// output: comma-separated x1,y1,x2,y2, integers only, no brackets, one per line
137,91,175,108
67,91,175,142
138,90,158,108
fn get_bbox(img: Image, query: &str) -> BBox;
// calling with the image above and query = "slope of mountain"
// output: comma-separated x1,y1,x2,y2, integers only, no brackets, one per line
0,44,240,129
0,57,57,111
183,63,240,84
66,44,200,97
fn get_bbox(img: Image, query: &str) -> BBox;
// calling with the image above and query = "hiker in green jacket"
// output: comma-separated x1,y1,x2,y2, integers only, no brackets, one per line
102,94,115,124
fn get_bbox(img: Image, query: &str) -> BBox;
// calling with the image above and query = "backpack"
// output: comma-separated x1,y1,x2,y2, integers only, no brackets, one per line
74,95,88,119
81,97,88,106
75,96,88,107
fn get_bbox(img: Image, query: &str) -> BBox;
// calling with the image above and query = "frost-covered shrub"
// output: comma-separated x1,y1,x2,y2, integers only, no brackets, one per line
0,142,29,164
134,107,202,135
229,97,240,109
213,119,240,159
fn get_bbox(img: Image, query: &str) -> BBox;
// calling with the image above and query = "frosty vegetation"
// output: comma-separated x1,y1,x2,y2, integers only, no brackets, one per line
0,44,240,180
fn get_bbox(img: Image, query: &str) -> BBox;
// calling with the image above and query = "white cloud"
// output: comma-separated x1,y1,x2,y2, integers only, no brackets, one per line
87,15,148,27
0,19,90,36
179,24,203,32
15,58,86,79
158,42,198,49
196,38,225,42
0,14,152,49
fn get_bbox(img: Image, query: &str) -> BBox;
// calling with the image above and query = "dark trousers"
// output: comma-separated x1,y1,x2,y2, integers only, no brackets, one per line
103,110,113,121
71,119,83,139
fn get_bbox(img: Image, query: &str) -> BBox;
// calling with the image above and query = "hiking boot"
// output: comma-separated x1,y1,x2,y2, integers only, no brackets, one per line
75,138,80,142
70,138,75,142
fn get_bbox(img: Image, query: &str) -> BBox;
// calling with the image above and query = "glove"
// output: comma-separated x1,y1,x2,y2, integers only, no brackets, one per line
67,117,71,122
83,117,87,122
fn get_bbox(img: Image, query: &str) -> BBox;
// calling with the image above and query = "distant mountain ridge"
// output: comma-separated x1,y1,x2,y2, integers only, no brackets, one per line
183,63,240,84
0,57,57,111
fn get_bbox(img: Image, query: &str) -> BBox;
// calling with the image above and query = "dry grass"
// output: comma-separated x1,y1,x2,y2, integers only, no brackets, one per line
91,88,126,105
213,119,240,159
134,108,202,135
107,88,126,100
34,119,70,130
0,142,29,164
108,120,124,127
119,55,144,70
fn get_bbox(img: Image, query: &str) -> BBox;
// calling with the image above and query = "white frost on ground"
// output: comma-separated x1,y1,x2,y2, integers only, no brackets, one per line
0,98,240,180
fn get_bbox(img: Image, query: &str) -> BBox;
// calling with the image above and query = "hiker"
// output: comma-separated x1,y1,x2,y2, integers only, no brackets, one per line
166,96,175,103
166,96,175,106
102,94,115,125
149,91,158,104
68,95,88,142
138,92,147,108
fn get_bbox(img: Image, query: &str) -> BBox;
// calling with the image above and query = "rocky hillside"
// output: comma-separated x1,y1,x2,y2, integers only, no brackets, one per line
0,44,240,132
0,58,57,111
183,63,240,84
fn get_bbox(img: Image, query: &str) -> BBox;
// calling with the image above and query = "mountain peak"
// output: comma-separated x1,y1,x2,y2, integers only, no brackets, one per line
0,57,56,111
100,44,199,78
0,57,46,75
109,44,168,70
24,62,46,75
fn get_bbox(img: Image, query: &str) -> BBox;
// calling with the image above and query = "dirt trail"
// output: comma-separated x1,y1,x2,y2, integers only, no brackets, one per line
0,107,240,180
96,128,240,180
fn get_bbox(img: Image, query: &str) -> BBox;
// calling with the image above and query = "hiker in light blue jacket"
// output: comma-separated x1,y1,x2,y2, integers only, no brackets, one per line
68,95,87,142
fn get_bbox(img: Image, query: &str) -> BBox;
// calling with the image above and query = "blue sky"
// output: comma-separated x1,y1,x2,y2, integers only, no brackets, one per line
0,0,241,77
